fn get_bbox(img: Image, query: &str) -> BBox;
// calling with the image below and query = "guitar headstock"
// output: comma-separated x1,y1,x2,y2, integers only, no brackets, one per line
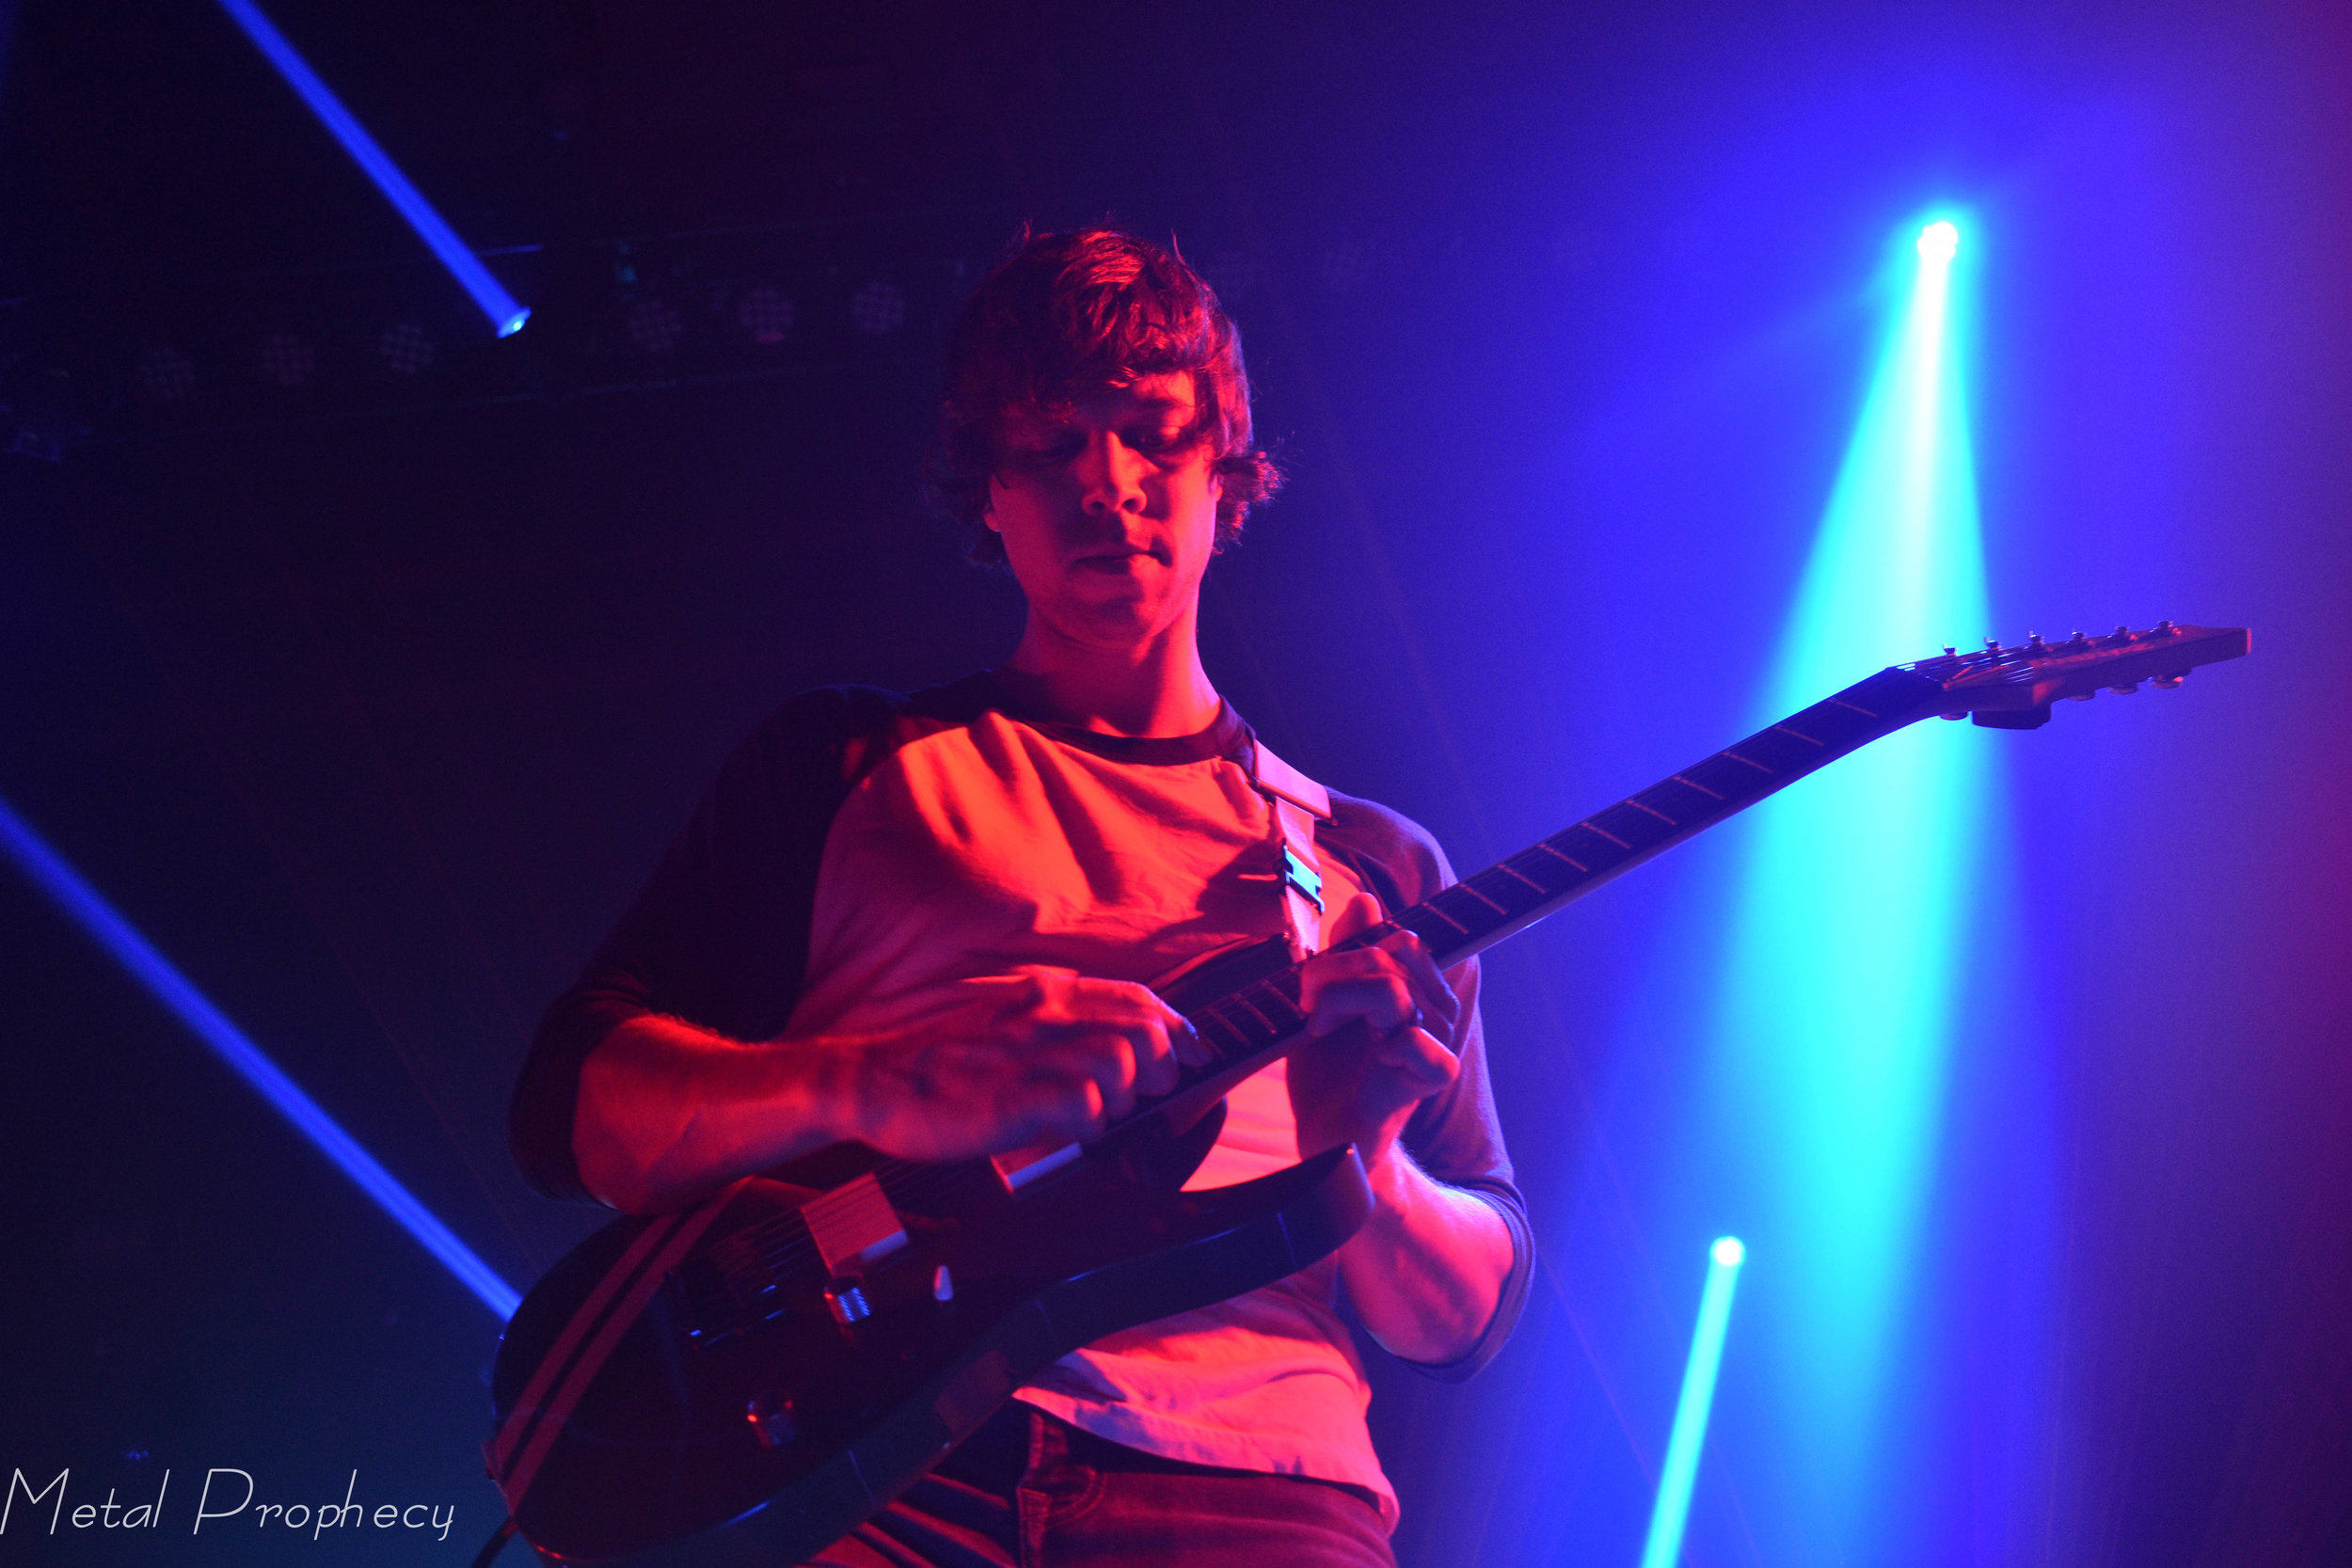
1899,620,2251,729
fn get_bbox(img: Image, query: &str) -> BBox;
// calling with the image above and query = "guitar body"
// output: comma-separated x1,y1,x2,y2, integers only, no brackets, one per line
491,931,1373,1564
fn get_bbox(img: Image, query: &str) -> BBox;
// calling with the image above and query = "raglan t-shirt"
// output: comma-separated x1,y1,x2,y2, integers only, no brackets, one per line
509,673,1534,1530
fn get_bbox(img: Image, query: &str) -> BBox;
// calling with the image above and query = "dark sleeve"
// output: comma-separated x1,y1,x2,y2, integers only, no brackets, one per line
1320,792,1537,1383
506,687,902,1201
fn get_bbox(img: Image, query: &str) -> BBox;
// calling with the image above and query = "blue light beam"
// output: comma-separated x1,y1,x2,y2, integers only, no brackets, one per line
1639,1237,1748,1568
213,0,530,338
0,795,521,1321
1705,211,1988,1527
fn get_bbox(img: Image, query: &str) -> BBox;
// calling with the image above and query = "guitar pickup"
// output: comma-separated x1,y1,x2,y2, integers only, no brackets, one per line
800,1174,908,1275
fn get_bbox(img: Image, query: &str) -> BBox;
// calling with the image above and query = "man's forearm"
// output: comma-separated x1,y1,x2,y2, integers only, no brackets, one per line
575,1014,850,1214
1337,1148,1518,1365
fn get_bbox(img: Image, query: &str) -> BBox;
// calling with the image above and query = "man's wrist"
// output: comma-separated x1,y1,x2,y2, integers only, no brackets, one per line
769,1032,863,1151
1359,1137,1426,1220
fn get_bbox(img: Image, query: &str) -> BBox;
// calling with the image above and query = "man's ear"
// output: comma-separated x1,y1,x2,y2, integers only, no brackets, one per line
980,475,1005,532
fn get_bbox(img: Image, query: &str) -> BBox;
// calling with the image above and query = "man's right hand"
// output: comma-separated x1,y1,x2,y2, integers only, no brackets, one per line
832,968,1207,1162
575,969,1205,1212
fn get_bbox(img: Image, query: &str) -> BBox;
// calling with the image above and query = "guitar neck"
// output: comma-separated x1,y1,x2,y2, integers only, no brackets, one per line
1143,661,1954,1121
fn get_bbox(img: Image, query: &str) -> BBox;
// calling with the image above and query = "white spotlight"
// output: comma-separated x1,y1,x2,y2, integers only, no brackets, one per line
1917,221,1960,261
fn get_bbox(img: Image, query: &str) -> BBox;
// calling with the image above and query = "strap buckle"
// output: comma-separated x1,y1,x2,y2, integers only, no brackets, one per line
1280,844,1325,911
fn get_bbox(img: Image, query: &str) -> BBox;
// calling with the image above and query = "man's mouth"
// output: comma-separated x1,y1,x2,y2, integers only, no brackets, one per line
1076,545,1168,570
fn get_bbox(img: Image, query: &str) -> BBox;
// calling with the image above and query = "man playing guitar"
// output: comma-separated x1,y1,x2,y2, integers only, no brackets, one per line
509,228,1532,1565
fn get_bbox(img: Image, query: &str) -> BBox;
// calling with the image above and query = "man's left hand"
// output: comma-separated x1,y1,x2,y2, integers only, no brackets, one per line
1288,930,1461,1171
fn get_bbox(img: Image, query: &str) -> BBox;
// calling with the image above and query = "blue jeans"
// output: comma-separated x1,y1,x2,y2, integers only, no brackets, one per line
806,1405,1397,1568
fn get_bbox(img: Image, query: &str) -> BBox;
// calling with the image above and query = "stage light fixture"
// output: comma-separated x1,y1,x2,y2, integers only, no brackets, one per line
1639,1237,1749,1568
377,320,436,376
138,345,197,402
1917,220,1960,261
212,0,531,340
849,280,908,337
626,298,685,356
0,795,521,1321
739,286,795,345
258,330,315,389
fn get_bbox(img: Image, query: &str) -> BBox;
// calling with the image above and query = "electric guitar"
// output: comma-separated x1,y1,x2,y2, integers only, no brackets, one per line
487,620,2249,1565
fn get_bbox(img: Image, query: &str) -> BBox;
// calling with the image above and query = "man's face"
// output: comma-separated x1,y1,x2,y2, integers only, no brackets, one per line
983,372,1222,654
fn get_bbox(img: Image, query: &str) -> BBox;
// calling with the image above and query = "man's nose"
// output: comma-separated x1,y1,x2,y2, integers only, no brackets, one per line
1074,432,1147,516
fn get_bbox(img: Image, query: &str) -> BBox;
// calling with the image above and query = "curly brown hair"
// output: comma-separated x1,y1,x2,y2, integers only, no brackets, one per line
926,228,1282,567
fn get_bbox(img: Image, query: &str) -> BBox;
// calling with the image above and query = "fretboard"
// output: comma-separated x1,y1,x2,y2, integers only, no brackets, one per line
1146,661,1953,1119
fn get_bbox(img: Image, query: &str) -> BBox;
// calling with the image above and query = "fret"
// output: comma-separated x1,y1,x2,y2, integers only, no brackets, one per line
1195,1009,1253,1059
1638,777,1720,822
1679,751,1772,800
1549,822,1628,868
1228,991,1284,1037
1533,840,1589,873
1436,881,1511,924
1793,699,1876,740
1494,861,1549,894
1725,728,1817,772
1404,902,1470,937
1470,870,1549,919
1669,770,1725,800
1590,801,1677,850
1501,847,1577,892
1453,880,1510,914
1243,980,1305,1029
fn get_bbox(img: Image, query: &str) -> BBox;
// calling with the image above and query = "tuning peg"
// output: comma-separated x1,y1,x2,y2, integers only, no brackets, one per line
2152,673,2185,689
2025,631,2047,653
1943,645,1958,657
2068,692,2095,702
2108,681,2140,695
2153,618,2177,635
2068,629,2091,649
2112,624,2134,643
1984,636,2003,654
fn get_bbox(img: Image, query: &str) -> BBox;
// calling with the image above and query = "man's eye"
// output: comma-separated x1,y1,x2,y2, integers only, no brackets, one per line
1011,436,1082,467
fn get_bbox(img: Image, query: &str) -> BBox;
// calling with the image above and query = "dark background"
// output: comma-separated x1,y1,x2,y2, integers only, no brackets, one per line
2,1,2346,1563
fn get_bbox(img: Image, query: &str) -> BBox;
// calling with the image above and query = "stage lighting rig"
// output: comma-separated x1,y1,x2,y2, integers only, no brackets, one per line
257,329,316,389
849,279,909,337
739,286,796,345
138,345,198,402
376,321,437,377
625,298,687,357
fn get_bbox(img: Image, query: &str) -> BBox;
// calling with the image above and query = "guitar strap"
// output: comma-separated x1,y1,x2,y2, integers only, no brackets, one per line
1247,737,1332,959
484,1178,751,1514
